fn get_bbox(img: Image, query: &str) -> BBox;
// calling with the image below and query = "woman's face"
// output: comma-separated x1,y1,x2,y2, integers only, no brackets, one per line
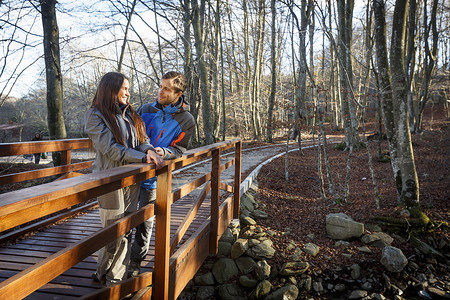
117,79,130,105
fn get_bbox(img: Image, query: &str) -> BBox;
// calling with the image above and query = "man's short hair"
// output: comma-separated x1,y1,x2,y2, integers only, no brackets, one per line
162,71,187,93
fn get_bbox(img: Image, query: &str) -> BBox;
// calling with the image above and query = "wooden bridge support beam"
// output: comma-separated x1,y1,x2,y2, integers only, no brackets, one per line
209,148,221,254
234,141,242,218
153,164,173,300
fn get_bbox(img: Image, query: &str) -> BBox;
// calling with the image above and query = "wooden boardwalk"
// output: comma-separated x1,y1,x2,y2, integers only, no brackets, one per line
0,139,242,299
0,194,213,299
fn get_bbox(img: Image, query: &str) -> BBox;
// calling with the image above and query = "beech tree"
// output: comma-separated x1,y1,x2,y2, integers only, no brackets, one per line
374,0,427,223
337,0,360,150
40,0,67,165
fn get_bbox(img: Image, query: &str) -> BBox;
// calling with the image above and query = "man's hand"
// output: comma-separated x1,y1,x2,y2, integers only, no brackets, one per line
145,150,163,169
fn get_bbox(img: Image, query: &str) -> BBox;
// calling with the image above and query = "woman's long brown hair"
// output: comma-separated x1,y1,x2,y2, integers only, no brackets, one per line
90,72,146,145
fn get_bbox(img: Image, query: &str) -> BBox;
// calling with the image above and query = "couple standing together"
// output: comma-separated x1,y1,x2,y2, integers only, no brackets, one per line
84,71,195,286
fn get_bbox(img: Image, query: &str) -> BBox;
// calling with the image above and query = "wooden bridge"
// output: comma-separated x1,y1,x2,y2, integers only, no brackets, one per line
0,138,242,299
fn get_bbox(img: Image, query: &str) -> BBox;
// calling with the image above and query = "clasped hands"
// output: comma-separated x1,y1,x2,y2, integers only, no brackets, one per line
143,147,166,169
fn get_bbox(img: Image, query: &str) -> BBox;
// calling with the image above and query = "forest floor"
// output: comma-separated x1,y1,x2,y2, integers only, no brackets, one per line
247,106,449,299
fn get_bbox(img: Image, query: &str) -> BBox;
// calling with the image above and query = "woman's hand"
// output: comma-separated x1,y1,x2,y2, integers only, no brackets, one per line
155,147,164,157
145,150,163,169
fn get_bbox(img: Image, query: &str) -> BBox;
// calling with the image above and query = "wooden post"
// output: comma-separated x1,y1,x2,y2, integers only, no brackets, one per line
153,164,172,300
61,150,71,165
233,141,242,218
209,148,220,254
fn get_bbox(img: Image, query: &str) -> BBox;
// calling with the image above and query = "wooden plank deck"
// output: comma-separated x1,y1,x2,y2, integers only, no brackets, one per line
0,194,213,299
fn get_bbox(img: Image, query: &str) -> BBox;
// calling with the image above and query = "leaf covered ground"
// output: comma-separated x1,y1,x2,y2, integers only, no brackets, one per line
252,107,449,295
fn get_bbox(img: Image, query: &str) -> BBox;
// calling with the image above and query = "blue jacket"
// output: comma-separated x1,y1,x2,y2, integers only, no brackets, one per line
138,96,194,189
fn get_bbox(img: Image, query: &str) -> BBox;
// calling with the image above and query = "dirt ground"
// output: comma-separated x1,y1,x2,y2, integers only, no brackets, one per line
254,106,449,290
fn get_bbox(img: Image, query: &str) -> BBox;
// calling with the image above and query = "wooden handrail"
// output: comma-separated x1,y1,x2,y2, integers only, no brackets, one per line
0,138,94,185
0,138,92,156
0,138,242,300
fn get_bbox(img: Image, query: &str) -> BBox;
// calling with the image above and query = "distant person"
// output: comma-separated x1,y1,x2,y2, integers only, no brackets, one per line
84,72,163,286
128,71,195,277
32,132,42,164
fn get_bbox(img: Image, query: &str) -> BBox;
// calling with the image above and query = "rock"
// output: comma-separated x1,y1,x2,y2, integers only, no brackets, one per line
304,276,312,291
359,246,372,254
286,241,296,251
218,241,232,256
265,284,299,300
326,213,364,240
252,209,268,219
195,272,215,285
252,280,272,299
279,261,310,276
348,289,368,299
391,284,403,295
239,275,258,288
248,239,260,247
371,293,387,300
361,232,394,248
235,256,256,274
212,258,239,284
220,228,236,243
335,283,346,292
241,216,257,226
290,248,303,261
217,283,246,300
361,282,373,290
302,243,320,256
240,229,254,239
428,287,450,298
229,219,240,229
335,240,351,247
266,230,276,236
255,260,271,280
313,281,324,292
254,232,267,239
288,277,297,285
351,264,361,279
247,239,276,259
380,246,408,273
240,194,256,213
231,238,249,259
196,286,215,300
411,236,447,261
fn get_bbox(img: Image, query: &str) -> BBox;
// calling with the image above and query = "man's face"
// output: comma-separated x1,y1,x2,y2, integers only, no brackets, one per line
158,78,182,107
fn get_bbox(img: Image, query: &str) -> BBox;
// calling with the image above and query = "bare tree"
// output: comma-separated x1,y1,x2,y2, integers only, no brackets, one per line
267,0,277,143
374,0,427,223
192,0,213,144
40,0,67,166
337,0,361,150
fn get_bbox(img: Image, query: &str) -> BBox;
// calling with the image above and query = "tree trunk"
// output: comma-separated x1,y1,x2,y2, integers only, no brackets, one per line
373,0,401,196
267,0,276,143
390,0,422,216
337,0,360,149
191,0,213,144
414,0,439,133
117,0,136,72
181,0,198,145
40,0,66,166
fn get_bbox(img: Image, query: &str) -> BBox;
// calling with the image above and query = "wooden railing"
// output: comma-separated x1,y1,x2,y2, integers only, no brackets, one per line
0,138,242,300
0,138,93,186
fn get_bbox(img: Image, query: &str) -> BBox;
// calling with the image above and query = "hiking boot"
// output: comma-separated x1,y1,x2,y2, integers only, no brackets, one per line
92,272,106,286
128,261,141,278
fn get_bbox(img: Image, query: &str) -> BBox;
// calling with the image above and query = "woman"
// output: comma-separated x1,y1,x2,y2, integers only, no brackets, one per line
84,72,163,286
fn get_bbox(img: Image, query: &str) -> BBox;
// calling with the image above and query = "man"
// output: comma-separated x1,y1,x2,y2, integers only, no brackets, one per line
128,71,195,277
